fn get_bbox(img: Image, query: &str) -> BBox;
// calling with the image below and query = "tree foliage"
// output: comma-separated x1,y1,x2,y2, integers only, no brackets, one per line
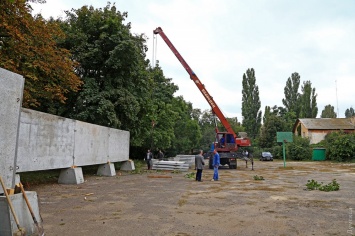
345,107,355,118
321,104,337,118
282,72,301,117
146,65,180,150
0,0,81,110
167,97,202,155
198,109,216,151
287,135,312,160
55,3,185,151
259,106,288,148
299,81,318,118
324,132,355,162
242,68,262,139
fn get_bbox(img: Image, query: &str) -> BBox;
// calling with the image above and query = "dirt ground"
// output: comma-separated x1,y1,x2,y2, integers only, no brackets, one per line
31,160,355,236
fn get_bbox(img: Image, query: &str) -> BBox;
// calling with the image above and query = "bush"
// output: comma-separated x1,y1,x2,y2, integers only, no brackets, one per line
325,132,355,162
287,136,312,160
272,145,283,159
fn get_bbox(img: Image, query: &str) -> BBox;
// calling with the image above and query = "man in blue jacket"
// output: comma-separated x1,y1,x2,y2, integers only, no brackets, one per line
212,149,220,181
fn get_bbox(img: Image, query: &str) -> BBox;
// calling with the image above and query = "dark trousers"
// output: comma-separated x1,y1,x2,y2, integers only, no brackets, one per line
196,169,203,181
146,160,152,170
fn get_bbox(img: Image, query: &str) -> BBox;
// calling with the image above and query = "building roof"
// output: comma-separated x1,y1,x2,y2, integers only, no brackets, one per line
293,118,355,131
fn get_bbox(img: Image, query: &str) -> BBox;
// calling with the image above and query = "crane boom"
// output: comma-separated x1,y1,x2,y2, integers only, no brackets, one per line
153,27,237,139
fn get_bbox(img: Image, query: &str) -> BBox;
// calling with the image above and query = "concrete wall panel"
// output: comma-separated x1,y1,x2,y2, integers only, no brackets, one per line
74,121,110,166
17,109,75,172
0,68,24,189
16,109,129,172
108,128,130,162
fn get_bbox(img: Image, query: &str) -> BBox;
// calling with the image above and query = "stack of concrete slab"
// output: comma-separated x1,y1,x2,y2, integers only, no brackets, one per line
152,160,189,171
174,155,195,168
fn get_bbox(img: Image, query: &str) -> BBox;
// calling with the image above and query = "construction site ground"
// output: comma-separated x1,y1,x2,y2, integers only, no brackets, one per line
31,160,355,236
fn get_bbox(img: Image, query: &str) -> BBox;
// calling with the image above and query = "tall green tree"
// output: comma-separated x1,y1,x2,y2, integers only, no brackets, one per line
282,72,301,117
299,81,318,118
345,107,355,118
242,68,262,139
198,109,216,151
147,65,179,150
321,104,337,118
259,106,287,148
57,3,179,148
167,96,202,155
263,106,271,124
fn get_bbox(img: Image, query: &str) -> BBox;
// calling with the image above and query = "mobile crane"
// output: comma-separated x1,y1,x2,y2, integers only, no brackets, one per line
153,27,252,169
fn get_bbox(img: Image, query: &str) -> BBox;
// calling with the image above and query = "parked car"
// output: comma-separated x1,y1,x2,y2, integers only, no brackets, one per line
260,152,273,161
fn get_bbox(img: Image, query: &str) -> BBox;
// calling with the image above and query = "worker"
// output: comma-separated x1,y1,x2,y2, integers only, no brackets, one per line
158,150,164,160
211,149,220,181
145,149,153,170
228,134,235,143
220,136,225,147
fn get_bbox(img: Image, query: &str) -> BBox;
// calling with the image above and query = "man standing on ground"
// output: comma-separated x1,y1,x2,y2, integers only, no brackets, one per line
195,150,205,182
145,149,153,170
158,150,164,161
212,149,220,181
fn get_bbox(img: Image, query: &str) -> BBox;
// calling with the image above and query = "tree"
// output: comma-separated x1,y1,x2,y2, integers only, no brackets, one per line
345,107,355,118
57,4,181,149
168,97,202,155
321,104,337,118
299,81,318,118
282,72,301,117
198,109,216,151
259,106,287,148
241,68,262,139
0,0,81,111
263,106,271,124
145,65,179,150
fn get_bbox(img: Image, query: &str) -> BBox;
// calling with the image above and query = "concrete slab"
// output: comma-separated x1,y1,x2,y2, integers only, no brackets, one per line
0,68,24,191
17,108,75,172
16,109,130,172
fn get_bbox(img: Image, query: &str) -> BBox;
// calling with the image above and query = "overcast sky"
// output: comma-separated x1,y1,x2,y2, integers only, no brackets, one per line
31,0,355,120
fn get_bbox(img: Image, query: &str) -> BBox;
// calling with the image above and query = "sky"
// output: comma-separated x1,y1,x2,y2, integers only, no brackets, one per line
31,0,355,120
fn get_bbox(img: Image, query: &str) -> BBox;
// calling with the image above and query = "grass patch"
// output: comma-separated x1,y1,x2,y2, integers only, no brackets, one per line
184,172,196,179
253,175,264,180
306,179,340,191
239,186,286,192
20,169,60,187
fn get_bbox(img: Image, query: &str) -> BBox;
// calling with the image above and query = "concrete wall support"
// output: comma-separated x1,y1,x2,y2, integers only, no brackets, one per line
120,160,135,171
97,163,116,176
58,167,84,184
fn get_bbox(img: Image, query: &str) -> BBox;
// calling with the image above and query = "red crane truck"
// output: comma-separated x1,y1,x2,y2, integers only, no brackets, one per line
153,27,252,169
